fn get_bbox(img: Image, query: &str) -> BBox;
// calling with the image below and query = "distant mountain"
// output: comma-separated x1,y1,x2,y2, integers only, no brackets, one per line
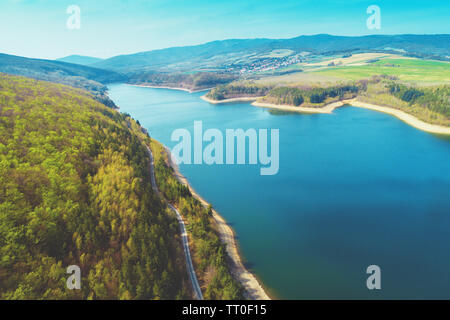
92,34,450,73
56,54,104,66
0,53,127,107
92,38,272,72
0,53,124,83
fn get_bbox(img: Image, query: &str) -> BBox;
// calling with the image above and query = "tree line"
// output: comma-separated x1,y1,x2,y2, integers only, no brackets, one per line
127,72,237,91
388,83,449,119
207,81,359,106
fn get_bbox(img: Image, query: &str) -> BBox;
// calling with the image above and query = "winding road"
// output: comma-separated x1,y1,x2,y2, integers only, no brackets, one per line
146,146,203,300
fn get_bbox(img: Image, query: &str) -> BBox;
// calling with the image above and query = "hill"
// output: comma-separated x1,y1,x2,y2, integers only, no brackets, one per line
0,53,123,84
56,55,104,66
0,53,126,108
92,34,450,73
56,54,103,66
0,74,188,299
0,74,244,299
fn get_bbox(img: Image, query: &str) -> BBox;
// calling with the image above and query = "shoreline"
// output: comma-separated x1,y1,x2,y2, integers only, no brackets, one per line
200,94,342,112
252,100,345,114
129,84,213,93
201,94,450,135
344,98,450,135
200,95,264,104
164,146,272,300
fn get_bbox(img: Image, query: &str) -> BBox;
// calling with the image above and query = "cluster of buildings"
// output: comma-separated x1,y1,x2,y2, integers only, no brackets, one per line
226,54,304,75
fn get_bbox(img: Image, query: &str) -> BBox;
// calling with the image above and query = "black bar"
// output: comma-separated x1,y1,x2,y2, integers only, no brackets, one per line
1,300,449,318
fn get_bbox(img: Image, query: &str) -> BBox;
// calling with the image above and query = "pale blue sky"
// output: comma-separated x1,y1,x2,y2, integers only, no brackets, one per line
1,0,449,59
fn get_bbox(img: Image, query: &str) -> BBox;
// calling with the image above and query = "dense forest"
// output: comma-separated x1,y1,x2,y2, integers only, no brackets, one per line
388,83,449,119
263,84,359,107
207,82,272,100
0,74,190,299
127,72,237,91
150,141,243,299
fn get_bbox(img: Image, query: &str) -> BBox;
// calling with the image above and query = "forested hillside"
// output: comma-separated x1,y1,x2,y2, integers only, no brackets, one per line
127,72,237,91
207,82,272,100
0,53,123,84
0,53,125,108
0,74,189,299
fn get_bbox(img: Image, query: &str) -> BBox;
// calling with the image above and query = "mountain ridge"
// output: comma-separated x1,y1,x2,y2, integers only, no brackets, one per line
92,34,450,72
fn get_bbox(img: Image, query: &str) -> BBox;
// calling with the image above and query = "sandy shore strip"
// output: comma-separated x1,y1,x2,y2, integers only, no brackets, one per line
129,84,213,93
164,147,271,300
252,100,345,114
201,95,264,104
344,99,450,135
255,98,450,134
202,94,344,113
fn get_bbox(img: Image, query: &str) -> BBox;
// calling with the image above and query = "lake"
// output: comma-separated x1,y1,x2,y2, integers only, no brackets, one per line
108,84,450,299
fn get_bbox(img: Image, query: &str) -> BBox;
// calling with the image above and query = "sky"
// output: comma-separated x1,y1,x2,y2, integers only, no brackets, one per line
0,0,449,60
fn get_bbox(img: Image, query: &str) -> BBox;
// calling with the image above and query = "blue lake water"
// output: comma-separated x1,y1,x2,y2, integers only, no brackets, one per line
108,84,450,299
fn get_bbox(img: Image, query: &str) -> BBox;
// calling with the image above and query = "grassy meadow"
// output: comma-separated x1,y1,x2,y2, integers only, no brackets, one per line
313,58,450,85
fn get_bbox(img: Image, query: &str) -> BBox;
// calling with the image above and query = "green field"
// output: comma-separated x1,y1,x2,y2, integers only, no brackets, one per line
313,58,450,85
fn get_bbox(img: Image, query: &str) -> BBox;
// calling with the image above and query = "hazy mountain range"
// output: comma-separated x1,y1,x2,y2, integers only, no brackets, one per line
90,34,450,72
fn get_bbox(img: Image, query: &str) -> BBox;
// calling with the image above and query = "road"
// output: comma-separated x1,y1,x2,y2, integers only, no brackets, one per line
164,147,271,299
146,146,203,300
